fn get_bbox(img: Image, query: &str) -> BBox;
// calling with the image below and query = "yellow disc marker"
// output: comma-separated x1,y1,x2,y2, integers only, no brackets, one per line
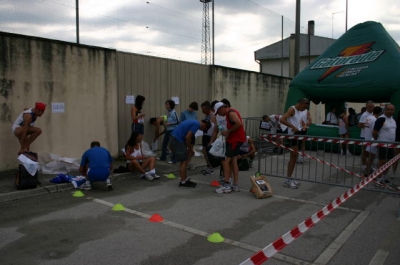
207,232,225,243
166,173,176,179
112,203,126,211
72,190,85,197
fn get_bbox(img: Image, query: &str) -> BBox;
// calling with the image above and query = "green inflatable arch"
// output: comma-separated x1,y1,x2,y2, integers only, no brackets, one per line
286,21,400,114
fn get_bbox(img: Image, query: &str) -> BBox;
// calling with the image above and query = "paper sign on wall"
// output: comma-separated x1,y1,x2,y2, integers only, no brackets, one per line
52,102,65,113
172,96,179,105
126,95,135,104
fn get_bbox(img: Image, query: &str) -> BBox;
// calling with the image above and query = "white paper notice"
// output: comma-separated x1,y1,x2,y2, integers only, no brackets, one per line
126,95,135,104
172,96,179,105
52,102,65,113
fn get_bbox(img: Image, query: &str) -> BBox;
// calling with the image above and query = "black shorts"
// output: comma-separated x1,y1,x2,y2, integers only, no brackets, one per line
202,135,211,147
287,131,306,148
378,147,394,160
225,142,243,158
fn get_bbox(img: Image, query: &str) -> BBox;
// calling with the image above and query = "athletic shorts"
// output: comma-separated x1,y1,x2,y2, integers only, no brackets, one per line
287,131,306,148
131,123,144,135
225,142,243,158
87,167,110,182
170,136,188,162
378,147,394,160
202,135,211,147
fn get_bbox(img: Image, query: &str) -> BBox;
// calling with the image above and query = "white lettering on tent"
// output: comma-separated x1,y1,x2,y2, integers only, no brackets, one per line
311,50,385,69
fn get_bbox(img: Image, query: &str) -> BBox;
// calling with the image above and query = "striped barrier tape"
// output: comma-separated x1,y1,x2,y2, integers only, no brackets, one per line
262,133,400,148
239,153,400,265
260,135,398,191
260,135,363,179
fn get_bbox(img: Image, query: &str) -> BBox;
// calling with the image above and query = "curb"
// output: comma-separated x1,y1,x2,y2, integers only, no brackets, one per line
0,164,195,203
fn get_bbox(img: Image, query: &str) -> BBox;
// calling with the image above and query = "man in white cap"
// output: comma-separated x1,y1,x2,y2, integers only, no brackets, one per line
213,102,246,194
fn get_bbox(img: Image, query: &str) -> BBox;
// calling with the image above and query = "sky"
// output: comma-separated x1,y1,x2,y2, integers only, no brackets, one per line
0,0,399,72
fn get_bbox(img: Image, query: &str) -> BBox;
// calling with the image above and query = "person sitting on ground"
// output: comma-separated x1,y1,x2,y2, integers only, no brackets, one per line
12,102,46,155
125,132,159,181
170,119,212,188
79,141,113,191
238,136,256,168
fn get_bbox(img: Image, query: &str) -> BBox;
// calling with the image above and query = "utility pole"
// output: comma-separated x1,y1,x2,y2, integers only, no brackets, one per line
200,0,212,65
76,0,79,44
294,0,300,76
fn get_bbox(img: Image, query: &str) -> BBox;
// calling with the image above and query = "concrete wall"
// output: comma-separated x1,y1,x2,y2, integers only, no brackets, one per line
212,67,291,116
116,52,211,150
0,32,291,171
0,32,118,171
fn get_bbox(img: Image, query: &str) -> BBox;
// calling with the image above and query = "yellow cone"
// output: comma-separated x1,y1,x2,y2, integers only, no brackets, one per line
112,203,125,211
166,173,176,179
72,190,85,197
207,232,224,243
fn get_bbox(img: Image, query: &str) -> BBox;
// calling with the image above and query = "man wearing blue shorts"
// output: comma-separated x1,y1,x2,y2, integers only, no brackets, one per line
79,141,113,191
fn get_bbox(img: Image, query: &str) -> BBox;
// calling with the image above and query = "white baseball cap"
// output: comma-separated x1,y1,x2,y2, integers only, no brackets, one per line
214,102,224,113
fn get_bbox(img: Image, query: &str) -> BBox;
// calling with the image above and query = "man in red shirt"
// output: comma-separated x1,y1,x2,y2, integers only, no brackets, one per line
213,102,246,194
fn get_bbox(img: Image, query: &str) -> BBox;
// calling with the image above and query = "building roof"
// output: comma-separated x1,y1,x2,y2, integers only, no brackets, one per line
255,34,336,60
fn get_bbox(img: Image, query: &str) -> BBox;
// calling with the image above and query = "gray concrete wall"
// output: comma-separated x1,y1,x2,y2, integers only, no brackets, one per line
212,67,291,116
0,32,118,171
0,32,291,171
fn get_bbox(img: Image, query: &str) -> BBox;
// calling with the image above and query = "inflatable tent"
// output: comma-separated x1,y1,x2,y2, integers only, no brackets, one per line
286,21,400,112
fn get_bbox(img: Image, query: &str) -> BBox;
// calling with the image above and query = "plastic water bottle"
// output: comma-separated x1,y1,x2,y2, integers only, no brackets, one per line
218,124,224,132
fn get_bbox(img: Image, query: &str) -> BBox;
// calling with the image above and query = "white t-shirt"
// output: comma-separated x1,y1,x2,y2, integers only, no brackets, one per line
326,111,338,125
359,111,372,138
363,115,376,141
268,114,287,133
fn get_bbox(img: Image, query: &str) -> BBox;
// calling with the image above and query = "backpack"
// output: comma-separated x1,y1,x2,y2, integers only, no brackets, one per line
15,163,39,190
237,157,250,171
15,152,39,190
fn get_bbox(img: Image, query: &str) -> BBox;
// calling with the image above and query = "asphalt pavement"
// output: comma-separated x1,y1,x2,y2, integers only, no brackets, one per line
1,150,400,265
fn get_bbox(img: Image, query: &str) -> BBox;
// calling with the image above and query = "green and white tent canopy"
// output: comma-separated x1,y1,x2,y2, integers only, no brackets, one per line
286,21,400,110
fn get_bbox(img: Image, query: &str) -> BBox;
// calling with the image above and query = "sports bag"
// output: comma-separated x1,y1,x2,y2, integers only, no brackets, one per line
15,163,39,190
237,157,250,171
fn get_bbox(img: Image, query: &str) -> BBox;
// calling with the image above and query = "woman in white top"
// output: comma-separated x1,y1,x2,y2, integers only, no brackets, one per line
125,132,159,181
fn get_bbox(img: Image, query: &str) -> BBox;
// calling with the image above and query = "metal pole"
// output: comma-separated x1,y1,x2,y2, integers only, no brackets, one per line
294,0,300,76
345,0,348,31
76,0,79,44
212,0,214,65
281,16,283,77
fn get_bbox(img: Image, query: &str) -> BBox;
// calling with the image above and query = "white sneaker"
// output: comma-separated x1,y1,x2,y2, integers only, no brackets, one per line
283,179,298,189
140,173,154,181
187,163,196,170
151,173,160,179
215,184,232,194
80,183,92,190
292,179,301,186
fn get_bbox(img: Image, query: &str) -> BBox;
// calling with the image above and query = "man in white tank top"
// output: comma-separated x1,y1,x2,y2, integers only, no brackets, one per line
12,102,46,155
280,98,310,189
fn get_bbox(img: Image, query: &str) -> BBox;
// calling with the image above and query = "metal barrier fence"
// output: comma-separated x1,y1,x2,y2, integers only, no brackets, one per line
257,133,400,195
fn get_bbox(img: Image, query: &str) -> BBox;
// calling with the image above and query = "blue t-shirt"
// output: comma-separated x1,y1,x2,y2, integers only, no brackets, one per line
180,110,197,122
80,146,113,169
172,120,200,143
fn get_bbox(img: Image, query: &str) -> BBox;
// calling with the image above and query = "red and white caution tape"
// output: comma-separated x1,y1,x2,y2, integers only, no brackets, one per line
263,133,400,148
261,135,398,190
261,135,363,179
239,154,400,265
